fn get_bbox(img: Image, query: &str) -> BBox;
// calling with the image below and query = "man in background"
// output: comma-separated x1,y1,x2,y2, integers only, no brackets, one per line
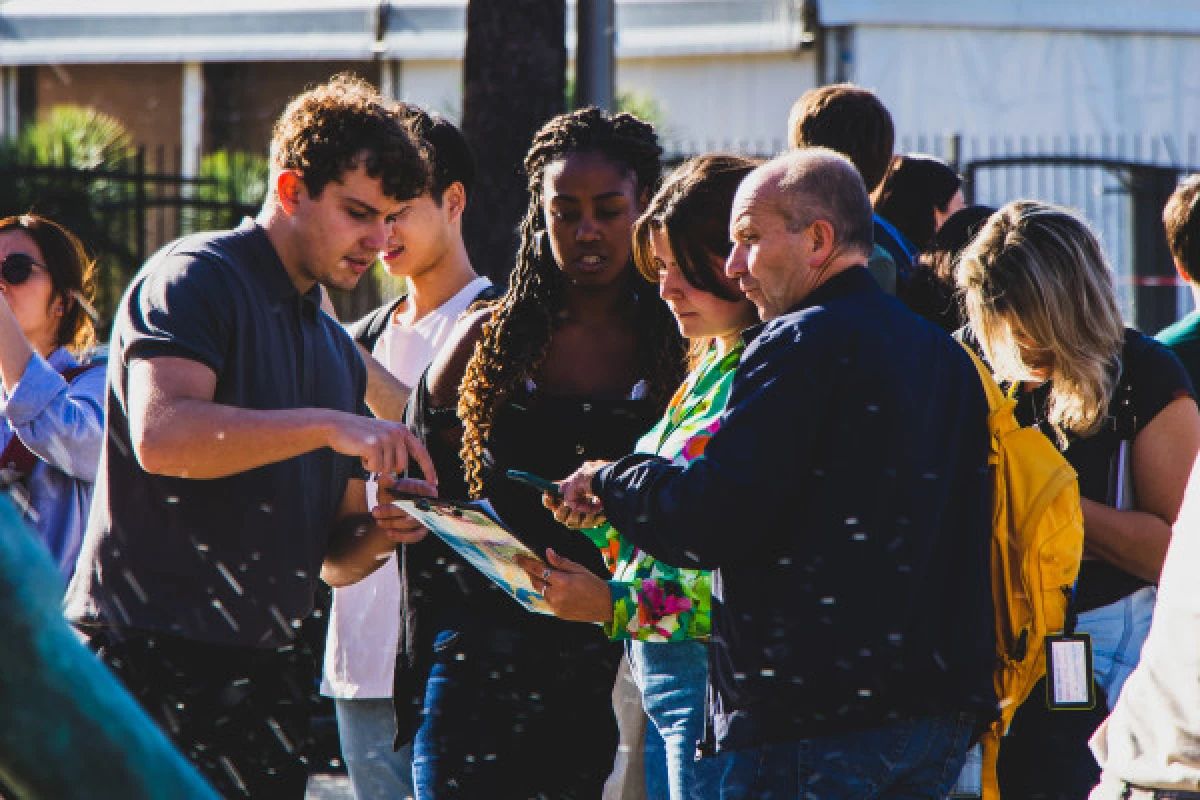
1157,174,1200,388
788,83,912,294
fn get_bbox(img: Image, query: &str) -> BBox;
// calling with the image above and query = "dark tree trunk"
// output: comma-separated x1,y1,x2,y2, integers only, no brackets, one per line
461,0,566,283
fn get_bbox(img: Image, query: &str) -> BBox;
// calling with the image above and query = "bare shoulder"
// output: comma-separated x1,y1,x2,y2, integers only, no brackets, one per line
426,304,494,408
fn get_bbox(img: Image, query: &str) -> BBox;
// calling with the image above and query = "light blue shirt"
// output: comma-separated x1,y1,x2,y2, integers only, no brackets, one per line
0,347,105,585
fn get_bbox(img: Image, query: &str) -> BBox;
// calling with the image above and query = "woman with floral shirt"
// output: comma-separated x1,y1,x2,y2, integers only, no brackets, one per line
520,154,760,800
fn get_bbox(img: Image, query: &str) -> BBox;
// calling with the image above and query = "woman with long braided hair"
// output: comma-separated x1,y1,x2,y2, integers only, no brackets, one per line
402,108,684,798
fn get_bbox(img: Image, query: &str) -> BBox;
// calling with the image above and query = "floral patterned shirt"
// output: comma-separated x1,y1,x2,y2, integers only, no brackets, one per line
584,342,743,641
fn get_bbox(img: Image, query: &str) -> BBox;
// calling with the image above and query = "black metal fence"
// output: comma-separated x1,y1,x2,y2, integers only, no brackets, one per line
963,155,1185,334
671,132,1199,334
6,134,1198,334
898,132,1199,335
0,146,257,330
0,146,386,332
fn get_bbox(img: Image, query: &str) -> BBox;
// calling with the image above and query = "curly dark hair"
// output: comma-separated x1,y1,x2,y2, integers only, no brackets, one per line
458,107,685,496
270,74,430,202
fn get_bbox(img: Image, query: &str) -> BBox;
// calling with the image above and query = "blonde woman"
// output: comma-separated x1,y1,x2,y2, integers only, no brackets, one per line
957,200,1200,799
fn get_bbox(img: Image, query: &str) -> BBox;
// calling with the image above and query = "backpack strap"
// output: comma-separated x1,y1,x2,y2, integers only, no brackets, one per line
960,342,1019,433
347,295,406,354
470,282,502,307
350,281,497,356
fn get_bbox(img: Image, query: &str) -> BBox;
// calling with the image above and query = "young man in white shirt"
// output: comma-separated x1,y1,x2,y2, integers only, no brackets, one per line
321,106,492,799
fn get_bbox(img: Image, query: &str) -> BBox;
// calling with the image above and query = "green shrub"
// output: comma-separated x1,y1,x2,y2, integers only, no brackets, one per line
185,150,269,233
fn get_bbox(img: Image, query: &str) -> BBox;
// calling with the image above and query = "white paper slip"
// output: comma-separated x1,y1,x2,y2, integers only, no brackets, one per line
1047,633,1095,709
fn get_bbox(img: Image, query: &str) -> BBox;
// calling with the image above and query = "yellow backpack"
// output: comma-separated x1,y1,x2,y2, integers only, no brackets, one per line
963,346,1085,800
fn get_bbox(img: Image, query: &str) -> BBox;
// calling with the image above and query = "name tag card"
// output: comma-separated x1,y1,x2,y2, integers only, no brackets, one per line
1045,633,1096,710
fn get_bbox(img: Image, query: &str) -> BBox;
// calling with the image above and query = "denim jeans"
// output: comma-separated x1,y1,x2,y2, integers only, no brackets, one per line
719,712,976,800
627,640,728,800
1077,586,1157,709
334,698,415,800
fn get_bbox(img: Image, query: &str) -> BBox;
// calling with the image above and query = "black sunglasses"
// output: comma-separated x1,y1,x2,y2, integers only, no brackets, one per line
0,252,99,324
1,253,45,286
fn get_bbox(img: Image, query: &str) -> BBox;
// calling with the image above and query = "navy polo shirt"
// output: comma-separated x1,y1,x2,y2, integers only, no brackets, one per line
65,219,368,647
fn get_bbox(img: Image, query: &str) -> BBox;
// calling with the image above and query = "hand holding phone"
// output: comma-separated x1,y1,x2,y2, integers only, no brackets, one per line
505,469,563,499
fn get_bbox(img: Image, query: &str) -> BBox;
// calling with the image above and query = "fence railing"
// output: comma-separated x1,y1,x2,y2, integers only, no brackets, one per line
6,133,1199,333
0,146,386,329
668,132,1199,332
962,153,1193,333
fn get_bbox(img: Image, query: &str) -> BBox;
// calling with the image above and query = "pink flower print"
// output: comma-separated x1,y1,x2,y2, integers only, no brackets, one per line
680,432,710,461
680,418,723,462
636,579,693,635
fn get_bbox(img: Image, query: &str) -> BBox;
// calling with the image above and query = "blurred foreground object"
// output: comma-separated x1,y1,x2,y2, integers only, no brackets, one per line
0,492,217,799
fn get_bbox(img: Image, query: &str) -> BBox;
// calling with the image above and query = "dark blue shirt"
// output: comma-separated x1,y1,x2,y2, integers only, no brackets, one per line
596,266,996,748
65,219,367,647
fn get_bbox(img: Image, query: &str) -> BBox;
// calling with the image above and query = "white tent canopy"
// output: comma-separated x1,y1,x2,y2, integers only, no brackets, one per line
0,0,809,64
818,0,1200,35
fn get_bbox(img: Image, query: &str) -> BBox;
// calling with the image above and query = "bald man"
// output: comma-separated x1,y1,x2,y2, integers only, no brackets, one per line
556,149,995,798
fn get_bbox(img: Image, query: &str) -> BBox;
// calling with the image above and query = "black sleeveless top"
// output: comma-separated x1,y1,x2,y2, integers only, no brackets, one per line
1010,329,1194,611
410,380,660,644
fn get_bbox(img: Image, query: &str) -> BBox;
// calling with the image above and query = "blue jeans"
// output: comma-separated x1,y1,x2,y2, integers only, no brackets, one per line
334,698,415,800
628,640,728,800
720,712,976,799
1078,586,1156,709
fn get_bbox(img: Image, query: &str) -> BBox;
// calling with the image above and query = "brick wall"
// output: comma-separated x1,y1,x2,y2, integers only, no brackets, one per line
35,63,183,161
32,60,385,162
205,61,383,158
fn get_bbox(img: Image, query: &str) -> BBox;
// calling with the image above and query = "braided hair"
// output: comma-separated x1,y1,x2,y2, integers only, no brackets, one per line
459,107,686,496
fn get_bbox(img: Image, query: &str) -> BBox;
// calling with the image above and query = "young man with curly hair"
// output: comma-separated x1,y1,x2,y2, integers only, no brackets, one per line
64,75,437,798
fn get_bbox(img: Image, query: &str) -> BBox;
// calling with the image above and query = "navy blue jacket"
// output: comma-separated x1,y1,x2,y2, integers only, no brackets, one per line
595,267,996,749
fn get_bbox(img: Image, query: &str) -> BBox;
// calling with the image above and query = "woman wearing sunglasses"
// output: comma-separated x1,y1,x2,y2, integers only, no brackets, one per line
0,214,104,584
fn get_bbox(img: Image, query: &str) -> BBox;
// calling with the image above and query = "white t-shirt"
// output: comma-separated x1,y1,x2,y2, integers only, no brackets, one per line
321,275,491,699
1090,456,1200,790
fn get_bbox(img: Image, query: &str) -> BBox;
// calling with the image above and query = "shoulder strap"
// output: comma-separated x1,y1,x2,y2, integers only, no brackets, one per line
403,368,431,453
353,283,495,355
1111,330,1141,440
60,364,97,383
348,295,406,353
0,360,103,481
960,342,1008,415
471,282,502,306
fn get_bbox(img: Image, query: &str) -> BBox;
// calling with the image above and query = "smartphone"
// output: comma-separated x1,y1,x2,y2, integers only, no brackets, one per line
505,469,562,499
